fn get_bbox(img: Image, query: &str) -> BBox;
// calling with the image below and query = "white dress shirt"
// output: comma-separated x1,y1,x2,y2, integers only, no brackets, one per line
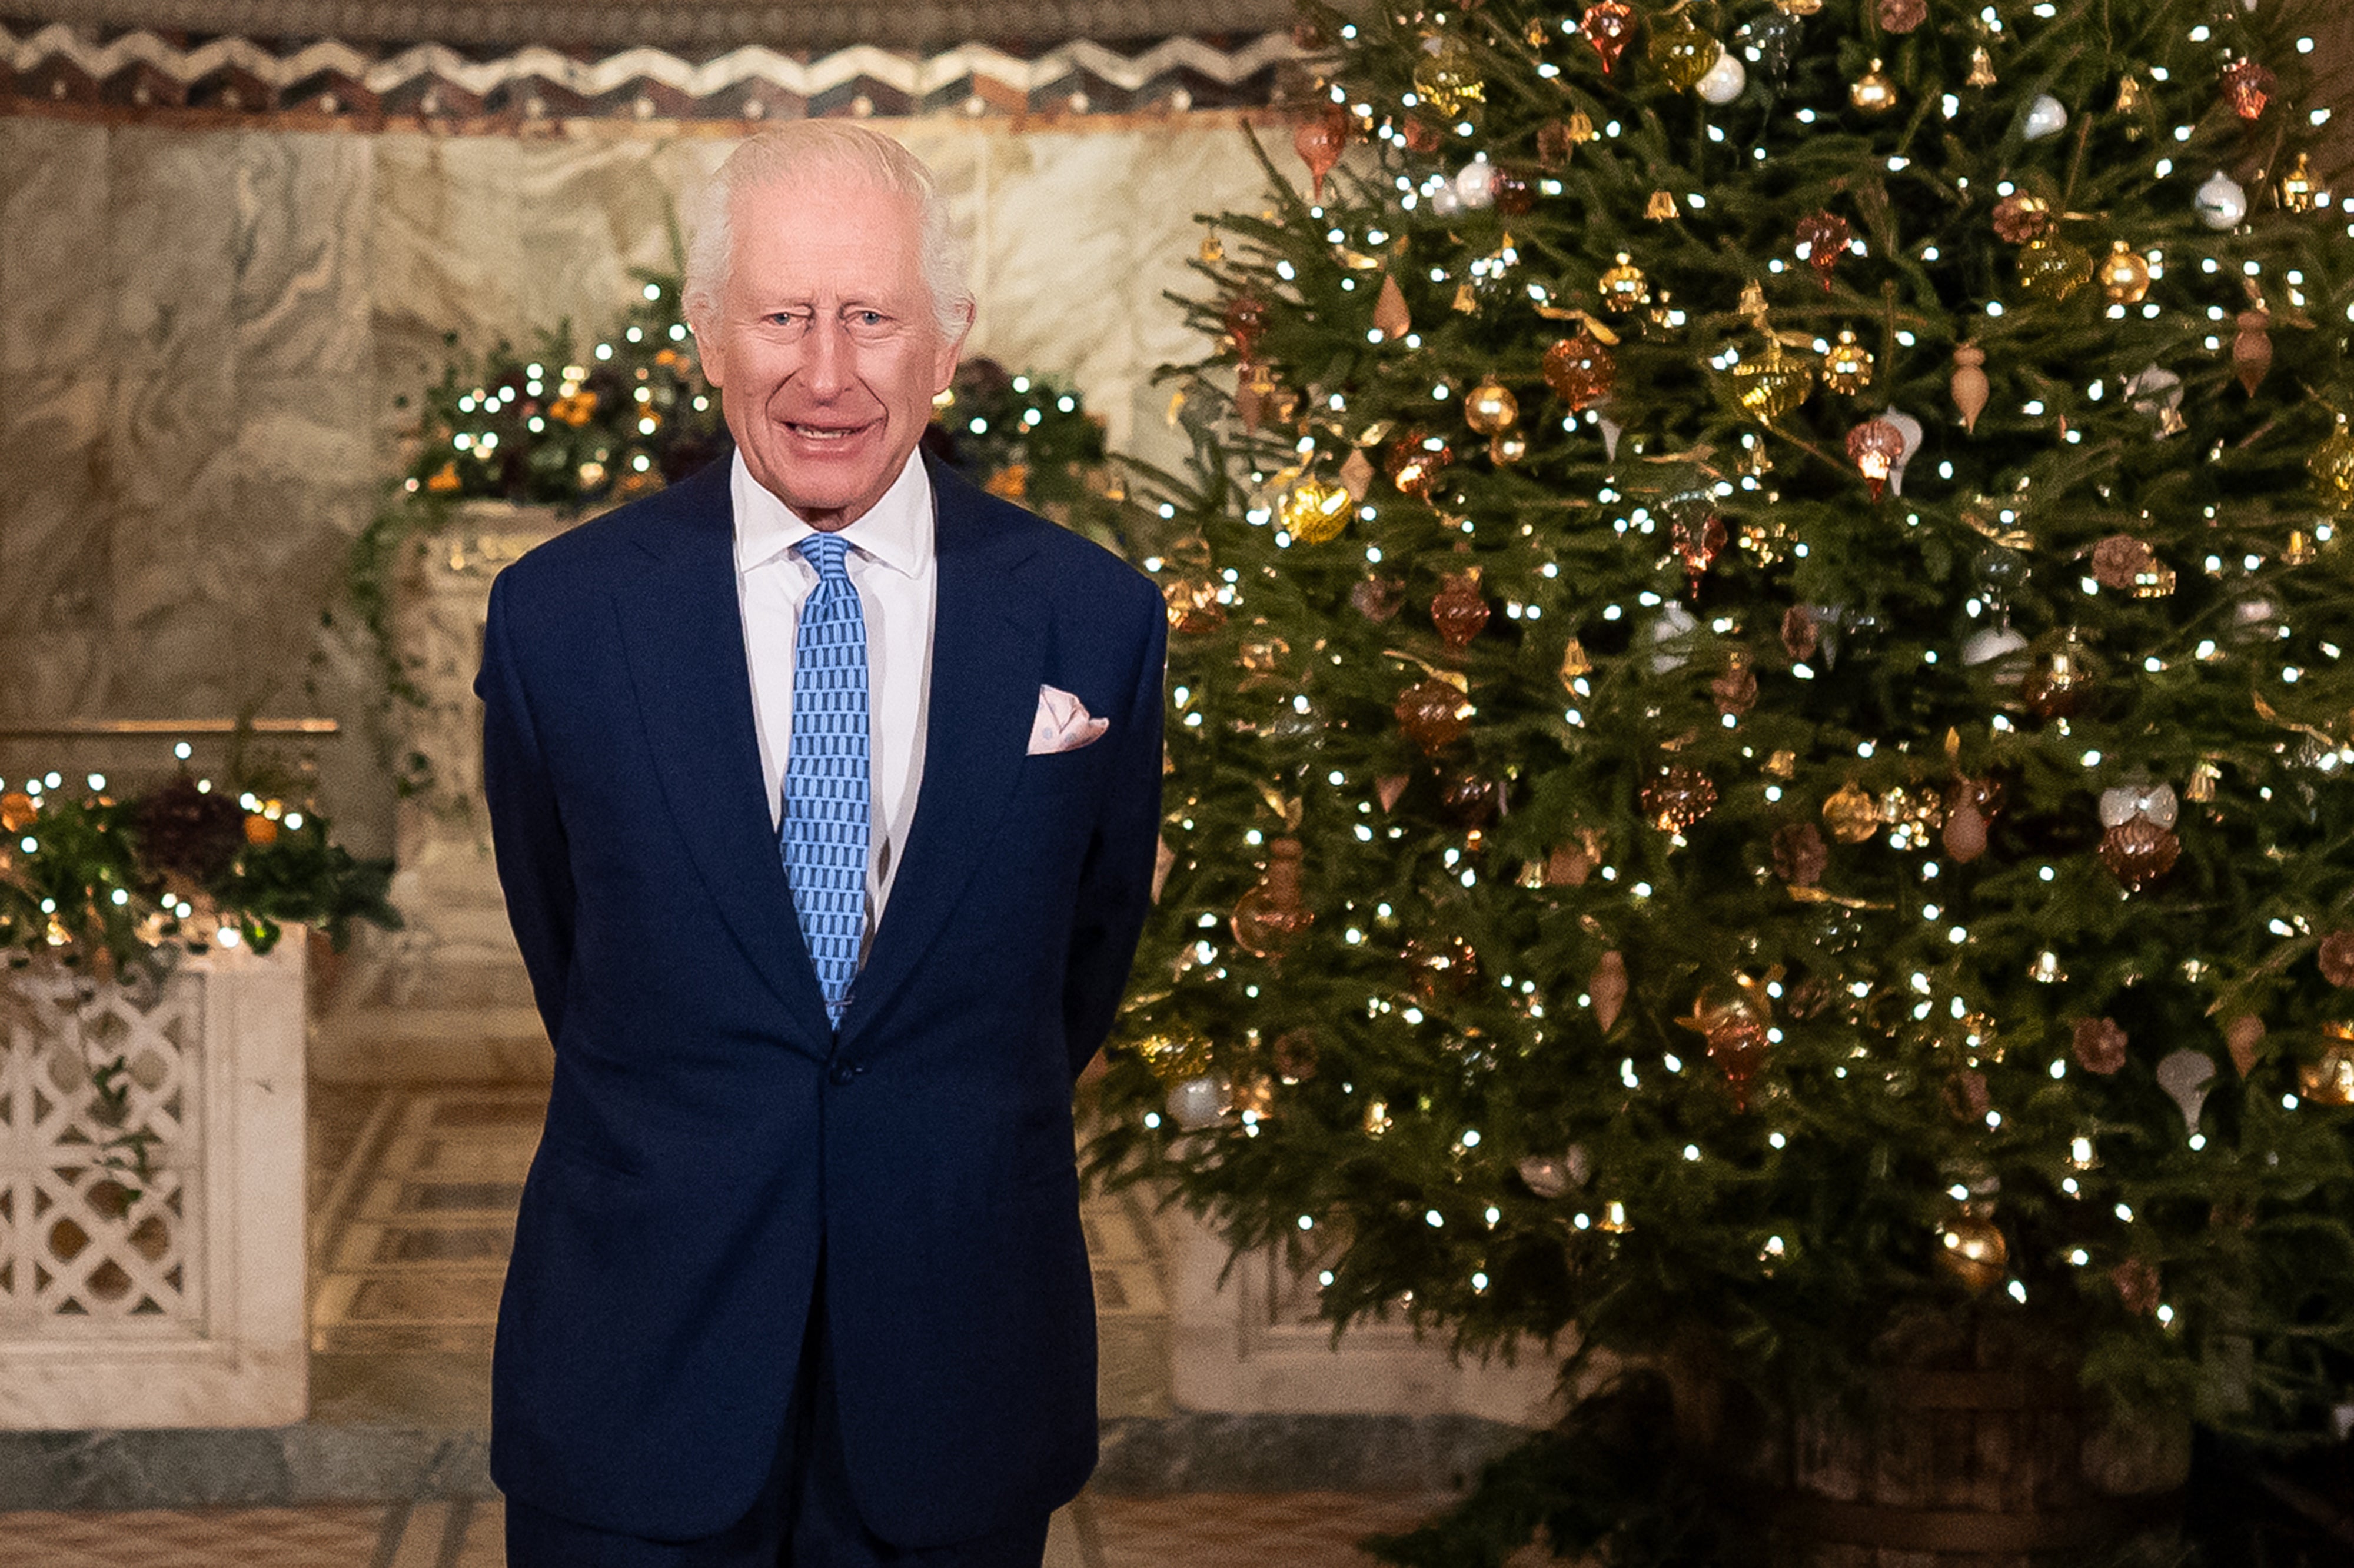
732,447,937,947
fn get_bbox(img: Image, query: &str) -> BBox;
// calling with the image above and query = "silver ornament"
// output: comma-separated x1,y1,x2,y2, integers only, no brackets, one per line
1961,625,2030,671
2195,171,2249,230
1648,601,1702,673
2098,782,2178,828
2021,93,2069,141
1695,45,1747,105
1517,1156,1570,1199
1428,180,1465,218
2156,1050,2216,1137
1454,159,1498,210
1166,1074,1231,1130
1881,408,1924,497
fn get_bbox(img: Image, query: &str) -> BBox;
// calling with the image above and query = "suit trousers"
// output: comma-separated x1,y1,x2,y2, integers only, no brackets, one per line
503,1263,1054,1568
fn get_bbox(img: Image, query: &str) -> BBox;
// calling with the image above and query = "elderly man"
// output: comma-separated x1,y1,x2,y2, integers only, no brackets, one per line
475,122,1166,1566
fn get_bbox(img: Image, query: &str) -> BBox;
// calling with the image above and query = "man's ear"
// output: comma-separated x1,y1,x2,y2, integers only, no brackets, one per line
932,302,975,392
688,315,725,387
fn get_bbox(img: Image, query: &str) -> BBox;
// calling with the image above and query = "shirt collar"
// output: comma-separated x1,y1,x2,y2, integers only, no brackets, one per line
731,445,933,581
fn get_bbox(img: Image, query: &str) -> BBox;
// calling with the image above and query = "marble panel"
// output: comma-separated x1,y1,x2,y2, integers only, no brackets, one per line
0,363,112,722
972,122,1272,470
0,118,112,377
231,130,374,382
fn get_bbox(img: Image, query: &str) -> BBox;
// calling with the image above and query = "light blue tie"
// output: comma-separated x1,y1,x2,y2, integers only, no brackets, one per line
781,533,870,1026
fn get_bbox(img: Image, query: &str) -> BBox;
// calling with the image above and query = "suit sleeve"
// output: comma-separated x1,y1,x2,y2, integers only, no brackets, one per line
1061,586,1169,1079
476,568,577,1049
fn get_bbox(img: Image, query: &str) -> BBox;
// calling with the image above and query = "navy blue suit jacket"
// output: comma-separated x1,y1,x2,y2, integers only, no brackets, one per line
474,453,1166,1546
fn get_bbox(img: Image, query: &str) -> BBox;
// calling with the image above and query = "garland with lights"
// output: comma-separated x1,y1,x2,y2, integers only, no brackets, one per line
1,763,399,1190
347,272,1124,727
1093,0,2354,1556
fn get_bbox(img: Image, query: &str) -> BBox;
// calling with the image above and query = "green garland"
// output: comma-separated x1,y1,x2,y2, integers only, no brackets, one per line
344,267,1128,750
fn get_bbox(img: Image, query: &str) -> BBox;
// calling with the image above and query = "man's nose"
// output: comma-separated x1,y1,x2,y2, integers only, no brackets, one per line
800,317,855,396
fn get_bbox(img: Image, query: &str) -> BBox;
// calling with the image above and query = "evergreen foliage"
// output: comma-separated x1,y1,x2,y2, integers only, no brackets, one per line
1095,0,2354,1548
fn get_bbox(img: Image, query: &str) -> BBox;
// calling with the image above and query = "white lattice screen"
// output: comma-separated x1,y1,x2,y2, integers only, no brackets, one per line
0,941,304,1428
0,964,201,1331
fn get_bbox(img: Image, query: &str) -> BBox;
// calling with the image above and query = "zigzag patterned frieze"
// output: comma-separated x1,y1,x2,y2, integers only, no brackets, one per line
0,20,1297,120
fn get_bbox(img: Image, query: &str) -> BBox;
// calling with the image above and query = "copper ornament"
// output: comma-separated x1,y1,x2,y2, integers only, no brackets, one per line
1937,1205,2008,1292
2300,1041,2354,1106
1711,657,1758,715
1849,58,1898,114
1781,604,1820,661
2225,1014,2266,1076
2073,1016,2129,1075
1162,575,1226,634
1404,934,1478,998
1430,570,1491,650
1401,117,1443,154
2222,56,2275,121
2318,930,2354,987
1439,771,1504,827
2099,818,2178,889
1878,0,1926,30
1773,822,1828,885
1951,344,1990,433
1492,166,1534,215
1385,432,1454,500
1231,838,1315,958
1590,950,1628,1030
1943,1069,1990,1123
1223,295,1269,362
1395,677,1473,753
2233,310,2272,395
1543,331,1617,411
1643,765,1718,832
1293,105,1349,203
1272,1028,1318,1083
1580,0,1636,71
1373,274,1412,339
1462,376,1520,437
1796,211,1851,291
1673,512,1728,591
1846,418,1906,499
0,791,34,834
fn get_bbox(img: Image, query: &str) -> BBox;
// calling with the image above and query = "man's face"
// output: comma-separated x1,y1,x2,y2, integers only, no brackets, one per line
694,175,966,532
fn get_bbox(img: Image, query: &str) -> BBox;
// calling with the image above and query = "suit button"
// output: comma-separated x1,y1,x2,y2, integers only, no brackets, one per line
828,1061,862,1086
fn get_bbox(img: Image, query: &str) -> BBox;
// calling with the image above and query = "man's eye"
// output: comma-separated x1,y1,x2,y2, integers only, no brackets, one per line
855,311,886,327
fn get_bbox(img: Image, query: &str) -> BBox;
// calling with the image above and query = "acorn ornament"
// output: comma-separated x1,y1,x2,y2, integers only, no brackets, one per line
2097,781,2180,890
1951,344,1990,432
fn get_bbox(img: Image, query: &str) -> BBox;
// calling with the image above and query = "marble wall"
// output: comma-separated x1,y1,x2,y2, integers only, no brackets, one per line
0,112,1281,855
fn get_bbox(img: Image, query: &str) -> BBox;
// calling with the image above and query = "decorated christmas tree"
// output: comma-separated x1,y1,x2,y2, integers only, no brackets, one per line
1094,0,2354,1554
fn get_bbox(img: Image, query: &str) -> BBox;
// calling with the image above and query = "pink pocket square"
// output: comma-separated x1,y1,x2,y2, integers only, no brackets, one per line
1028,684,1109,755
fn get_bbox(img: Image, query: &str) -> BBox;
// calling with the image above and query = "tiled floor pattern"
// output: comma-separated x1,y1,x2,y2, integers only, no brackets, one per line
0,1492,1454,1566
307,1087,1176,1425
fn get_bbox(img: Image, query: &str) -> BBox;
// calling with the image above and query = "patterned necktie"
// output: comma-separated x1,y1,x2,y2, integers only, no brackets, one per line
781,532,870,1026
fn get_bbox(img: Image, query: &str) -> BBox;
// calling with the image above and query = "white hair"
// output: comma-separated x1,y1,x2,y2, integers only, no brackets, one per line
683,122,975,341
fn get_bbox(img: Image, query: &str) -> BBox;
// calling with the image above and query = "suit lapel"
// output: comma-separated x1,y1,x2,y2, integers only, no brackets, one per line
842,461,1043,1044
612,461,836,1051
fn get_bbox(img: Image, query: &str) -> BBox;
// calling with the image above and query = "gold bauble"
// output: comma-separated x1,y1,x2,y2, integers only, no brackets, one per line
1279,477,1352,544
1936,1206,2009,1293
1733,339,1814,424
2302,1043,2354,1106
2280,152,2316,214
0,791,35,833
2096,241,2151,304
1850,58,1898,114
244,813,280,847
1823,329,1874,394
1822,780,1880,844
1489,429,1529,465
1136,1033,1215,1085
1648,15,1718,92
1411,34,1486,118
2310,424,2354,513
1774,0,1822,13
2017,234,2092,302
1463,375,1520,437
1598,252,1651,312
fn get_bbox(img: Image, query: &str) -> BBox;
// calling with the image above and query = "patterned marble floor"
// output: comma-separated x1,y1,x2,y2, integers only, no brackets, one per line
306,1085,1175,1426
0,1491,1454,1567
